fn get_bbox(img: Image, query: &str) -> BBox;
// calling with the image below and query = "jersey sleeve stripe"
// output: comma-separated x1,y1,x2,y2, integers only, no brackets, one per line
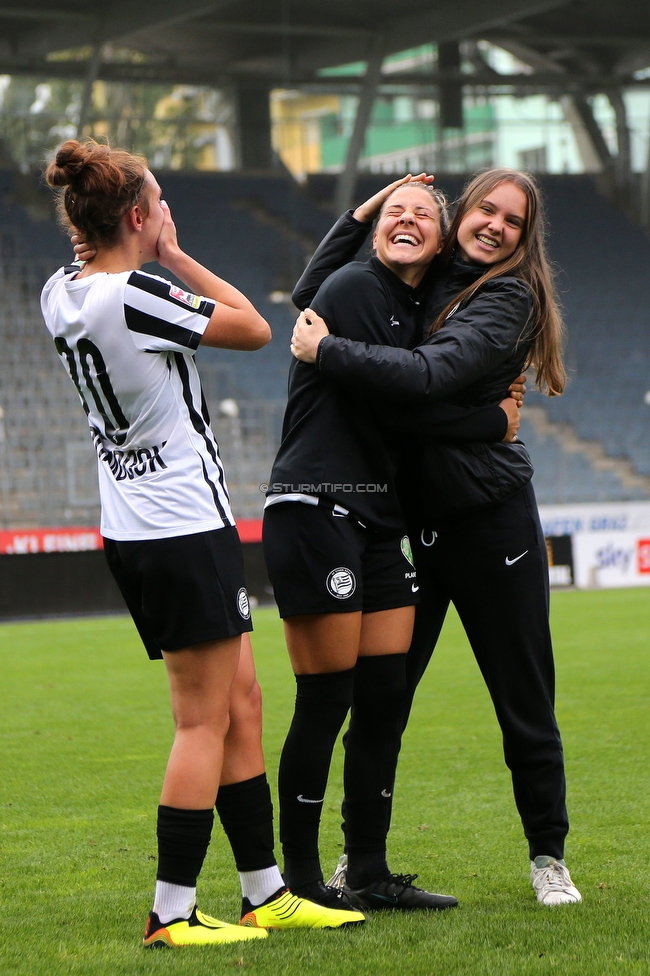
125,305,202,350
125,280,214,327
127,270,214,317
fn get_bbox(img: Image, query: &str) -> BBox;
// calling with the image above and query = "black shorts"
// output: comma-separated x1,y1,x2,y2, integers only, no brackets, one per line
262,501,418,618
103,526,253,660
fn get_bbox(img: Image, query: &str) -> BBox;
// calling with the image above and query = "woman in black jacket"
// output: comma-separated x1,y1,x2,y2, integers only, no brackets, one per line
264,179,523,914
292,168,581,907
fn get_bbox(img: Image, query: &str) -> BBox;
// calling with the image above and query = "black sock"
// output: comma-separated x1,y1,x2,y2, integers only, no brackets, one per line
216,773,277,872
279,669,354,889
156,805,214,887
344,654,408,889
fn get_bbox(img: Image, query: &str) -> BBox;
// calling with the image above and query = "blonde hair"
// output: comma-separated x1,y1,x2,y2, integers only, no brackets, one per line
377,182,450,238
433,168,565,396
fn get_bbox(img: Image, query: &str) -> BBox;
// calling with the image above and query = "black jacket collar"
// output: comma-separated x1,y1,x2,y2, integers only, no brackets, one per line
370,255,432,304
444,251,487,289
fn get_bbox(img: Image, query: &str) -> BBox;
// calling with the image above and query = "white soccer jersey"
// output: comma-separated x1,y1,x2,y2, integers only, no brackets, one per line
41,266,235,541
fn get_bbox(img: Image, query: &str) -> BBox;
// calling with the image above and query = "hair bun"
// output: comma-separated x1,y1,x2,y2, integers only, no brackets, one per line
47,140,93,187
46,138,149,247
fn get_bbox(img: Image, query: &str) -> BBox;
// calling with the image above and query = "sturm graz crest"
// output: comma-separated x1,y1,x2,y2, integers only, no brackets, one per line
326,567,357,599
237,587,251,619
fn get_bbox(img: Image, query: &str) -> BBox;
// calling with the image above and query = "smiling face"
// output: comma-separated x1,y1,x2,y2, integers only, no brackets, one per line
373,185,444,285
456,181,528,266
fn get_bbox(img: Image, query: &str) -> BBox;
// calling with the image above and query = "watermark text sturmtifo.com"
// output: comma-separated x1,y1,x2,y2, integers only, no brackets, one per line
260,483,388,493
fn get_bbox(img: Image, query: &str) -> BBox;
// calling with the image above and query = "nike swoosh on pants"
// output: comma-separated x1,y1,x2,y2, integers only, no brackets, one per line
505,550,528,566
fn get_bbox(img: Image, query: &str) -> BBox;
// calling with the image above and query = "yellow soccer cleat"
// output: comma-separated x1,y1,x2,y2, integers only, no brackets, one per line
239,887,366,930
143,907,268,947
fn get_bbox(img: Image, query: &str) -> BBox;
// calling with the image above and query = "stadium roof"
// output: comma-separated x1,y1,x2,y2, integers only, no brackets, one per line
0,0,649,94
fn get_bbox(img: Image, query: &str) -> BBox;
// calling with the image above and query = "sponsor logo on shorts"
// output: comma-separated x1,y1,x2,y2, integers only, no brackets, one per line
401,535,415,568
237,587,251,619
326,567,357,600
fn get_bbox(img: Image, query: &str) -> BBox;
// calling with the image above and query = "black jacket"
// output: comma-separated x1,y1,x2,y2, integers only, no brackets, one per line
294,211,535,521
268,252,508,532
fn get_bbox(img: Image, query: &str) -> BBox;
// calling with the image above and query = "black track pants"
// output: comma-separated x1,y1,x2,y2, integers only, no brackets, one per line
406,483,569,860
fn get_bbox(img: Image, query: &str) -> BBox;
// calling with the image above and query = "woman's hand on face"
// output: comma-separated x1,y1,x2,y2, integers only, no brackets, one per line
290,308,330,363
508,373,527,405
500,396,521,442
155,200,182,270
353,173,435,223
71,234,96,263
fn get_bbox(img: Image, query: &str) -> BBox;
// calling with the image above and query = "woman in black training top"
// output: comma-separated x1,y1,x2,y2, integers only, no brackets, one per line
264,177,522,912
292,168,581,907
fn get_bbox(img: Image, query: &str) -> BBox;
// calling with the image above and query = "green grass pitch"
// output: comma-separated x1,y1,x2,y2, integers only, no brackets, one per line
1,588,648,975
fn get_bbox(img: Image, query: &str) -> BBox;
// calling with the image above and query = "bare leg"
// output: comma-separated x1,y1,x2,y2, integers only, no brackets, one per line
358,606,415,656
151,636,241,929
221,634,265,786
284,605,414,673
161,636,241,809
216,635,284,903
283,611,361,674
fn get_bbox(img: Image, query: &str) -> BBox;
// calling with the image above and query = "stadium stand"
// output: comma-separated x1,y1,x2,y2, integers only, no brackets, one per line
529,176,650,481
0,187,100,529
0,167,648,532
518,415,649,504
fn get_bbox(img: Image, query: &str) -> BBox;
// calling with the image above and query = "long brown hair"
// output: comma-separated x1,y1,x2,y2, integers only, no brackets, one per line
432,168,565,396
45,138,149,247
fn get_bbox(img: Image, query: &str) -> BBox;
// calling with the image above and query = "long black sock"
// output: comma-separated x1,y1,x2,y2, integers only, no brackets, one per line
344,654,408,888
216,773,277,871
279,669,354,889
156,805,214,887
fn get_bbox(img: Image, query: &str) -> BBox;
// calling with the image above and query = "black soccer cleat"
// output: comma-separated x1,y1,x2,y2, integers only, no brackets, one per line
290,878,360,911
343,873,458,911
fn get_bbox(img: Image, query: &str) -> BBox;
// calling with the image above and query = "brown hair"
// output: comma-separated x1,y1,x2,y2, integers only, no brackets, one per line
432,168,565,396
377,182,450,239
45,139,149,247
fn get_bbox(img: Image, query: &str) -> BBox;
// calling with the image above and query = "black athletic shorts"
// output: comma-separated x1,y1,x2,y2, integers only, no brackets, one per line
103,526,253,660
262,501,418,618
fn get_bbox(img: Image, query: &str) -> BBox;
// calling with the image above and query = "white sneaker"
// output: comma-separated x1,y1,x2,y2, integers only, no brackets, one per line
530,857,582,905
326,854,348,890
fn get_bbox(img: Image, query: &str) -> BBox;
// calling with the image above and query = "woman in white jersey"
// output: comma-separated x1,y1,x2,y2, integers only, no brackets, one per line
41,139,364,947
